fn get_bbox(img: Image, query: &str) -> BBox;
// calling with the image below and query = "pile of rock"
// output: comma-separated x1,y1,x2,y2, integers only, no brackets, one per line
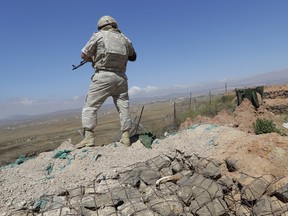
264,89,288,100
264,86,288,114
11,151,288,215
265,103,288,115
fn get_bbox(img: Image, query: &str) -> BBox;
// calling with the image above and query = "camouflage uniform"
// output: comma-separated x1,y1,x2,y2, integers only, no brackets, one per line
81,25,136,134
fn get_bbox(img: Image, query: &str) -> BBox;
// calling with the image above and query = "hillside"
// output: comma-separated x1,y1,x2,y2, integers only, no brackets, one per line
0,85,288,215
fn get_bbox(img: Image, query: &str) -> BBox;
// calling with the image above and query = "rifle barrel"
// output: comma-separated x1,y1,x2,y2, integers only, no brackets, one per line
72,60,87,70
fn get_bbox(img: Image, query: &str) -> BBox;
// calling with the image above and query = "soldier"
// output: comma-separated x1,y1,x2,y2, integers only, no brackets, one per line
75,15,137,149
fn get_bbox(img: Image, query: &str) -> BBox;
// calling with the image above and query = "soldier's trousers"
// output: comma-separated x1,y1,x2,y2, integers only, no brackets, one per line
81,70,132,132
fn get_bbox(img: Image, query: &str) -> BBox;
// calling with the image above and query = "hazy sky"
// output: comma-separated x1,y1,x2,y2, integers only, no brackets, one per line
0,0,288,119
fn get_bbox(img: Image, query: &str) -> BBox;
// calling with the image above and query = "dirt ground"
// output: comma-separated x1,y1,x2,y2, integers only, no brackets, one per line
179,84,288,177
0,100,177,166
0,84,287,214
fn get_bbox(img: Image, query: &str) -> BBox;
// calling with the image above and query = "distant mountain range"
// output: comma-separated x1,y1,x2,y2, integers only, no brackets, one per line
130,69,288,103
187,69,288,94
1,69,287,123
224,69,288,89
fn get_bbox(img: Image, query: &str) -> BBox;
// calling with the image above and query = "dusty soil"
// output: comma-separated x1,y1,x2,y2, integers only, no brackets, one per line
0,84,287,214
178,85,288,177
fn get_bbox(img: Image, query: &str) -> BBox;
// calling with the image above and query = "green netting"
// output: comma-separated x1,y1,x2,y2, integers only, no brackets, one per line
53,150,71,159
52,149,77,171
33,197,47,210
205,124,218,131
130,132,156,148
189,124,201,130
7,155,30,168
67,154,76,165
235,86,264,108
15,155,27,165
138,132,156,149
46,163,53,175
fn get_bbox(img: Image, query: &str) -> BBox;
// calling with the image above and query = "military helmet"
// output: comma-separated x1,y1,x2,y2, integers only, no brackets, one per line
98,15,118,30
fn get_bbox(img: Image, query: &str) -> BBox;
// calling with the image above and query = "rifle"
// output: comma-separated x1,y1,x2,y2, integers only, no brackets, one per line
72,60,87,70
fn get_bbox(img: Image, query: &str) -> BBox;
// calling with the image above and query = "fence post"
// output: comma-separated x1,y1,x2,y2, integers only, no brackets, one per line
189,92,192,114
173,102,177,130
134,106,144,135
209,90,212,104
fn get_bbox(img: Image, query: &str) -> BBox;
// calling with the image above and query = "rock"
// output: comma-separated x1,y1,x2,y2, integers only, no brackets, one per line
176,175,190,186
81,206,116,216
177,185,194,205
225,158,240,172
171,160,183,173
146,155,171,171
190,197,228,216
40,207,71,216
160,181,180,194
202,161,221,180
5,152,288,215
148,195,184,215
160,167,173,176
241,175,274,202
217,175,234,193
273,183,288,203
96,206,117,216
140,169,161,185
120,169,141,188
51,196,64,209
235,203,251,216
68,186,85,198
117,200,149,215
252,196,288,215
141,186,157,203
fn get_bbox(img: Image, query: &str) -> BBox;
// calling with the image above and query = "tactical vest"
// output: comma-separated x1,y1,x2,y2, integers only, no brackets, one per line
95,30,128,73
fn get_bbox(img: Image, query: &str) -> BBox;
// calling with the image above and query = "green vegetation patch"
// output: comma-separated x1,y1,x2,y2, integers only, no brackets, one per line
253,118,277,135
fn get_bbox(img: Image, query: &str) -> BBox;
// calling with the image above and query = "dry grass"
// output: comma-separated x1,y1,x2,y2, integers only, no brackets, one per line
1,88,286,166
0,100,178,166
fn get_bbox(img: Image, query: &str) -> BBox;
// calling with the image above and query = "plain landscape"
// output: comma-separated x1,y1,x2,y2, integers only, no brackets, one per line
1,70,288,166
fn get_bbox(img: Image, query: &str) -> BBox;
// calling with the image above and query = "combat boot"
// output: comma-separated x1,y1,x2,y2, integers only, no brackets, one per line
120,131,131,147
75,129,95,149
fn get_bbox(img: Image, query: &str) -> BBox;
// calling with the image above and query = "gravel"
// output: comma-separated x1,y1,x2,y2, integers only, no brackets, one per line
0,124,242,213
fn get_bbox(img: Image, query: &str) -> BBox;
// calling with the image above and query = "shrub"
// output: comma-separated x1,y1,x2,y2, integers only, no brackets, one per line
253,118,277,135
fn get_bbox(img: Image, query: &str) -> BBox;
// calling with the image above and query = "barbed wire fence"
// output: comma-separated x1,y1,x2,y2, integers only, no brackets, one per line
131,90,234,138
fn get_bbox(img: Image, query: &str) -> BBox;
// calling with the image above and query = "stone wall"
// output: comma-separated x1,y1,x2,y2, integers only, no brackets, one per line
264,90,288,99
264,89,288,114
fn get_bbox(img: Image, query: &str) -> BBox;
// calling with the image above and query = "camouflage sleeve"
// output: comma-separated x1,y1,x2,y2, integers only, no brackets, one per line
121,33,136,57
81,32,99,57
